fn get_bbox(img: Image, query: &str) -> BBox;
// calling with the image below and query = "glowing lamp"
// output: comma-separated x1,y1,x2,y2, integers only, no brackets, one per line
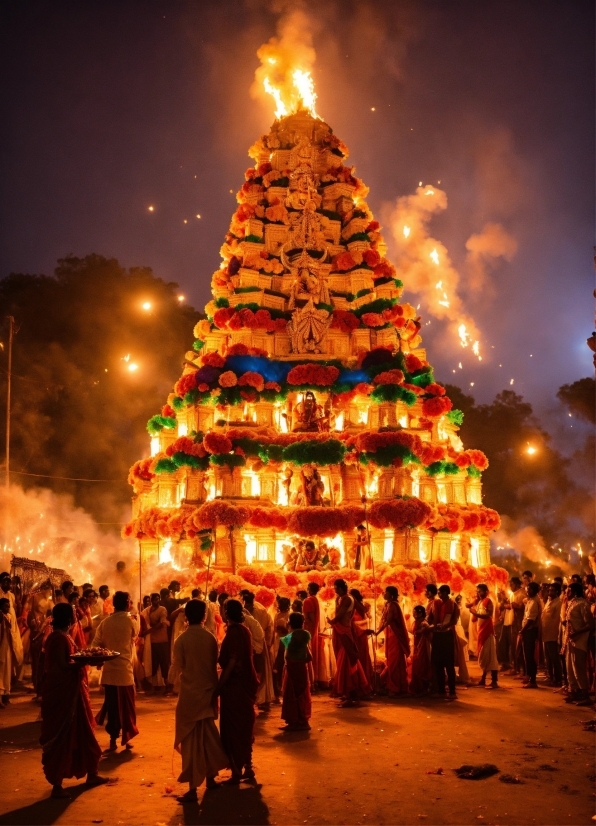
526,445,537,456
142,301,152,311
127,363,138,372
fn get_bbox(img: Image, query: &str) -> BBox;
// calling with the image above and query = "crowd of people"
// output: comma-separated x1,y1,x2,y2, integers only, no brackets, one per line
0,565,594,803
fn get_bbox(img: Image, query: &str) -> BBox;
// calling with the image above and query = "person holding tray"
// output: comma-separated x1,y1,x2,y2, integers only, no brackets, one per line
39,603,108,798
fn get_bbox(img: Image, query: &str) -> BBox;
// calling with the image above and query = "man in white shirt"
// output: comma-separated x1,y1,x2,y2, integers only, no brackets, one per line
501,577,524,675
541,583,563,686
93,591,140,750
520,582,542,688
204,590,218,637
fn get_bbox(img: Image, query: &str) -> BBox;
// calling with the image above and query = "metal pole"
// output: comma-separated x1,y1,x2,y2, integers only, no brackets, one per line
362,494,378,693
138,540,142,611
5,315,14,493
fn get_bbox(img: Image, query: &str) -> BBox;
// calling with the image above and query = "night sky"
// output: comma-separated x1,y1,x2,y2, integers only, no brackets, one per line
1,0,593,446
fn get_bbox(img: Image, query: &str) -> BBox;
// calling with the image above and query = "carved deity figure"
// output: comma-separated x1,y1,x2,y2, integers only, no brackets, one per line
286,299,332,354
299,463,325,506
293,391,328,432
295,540,323,572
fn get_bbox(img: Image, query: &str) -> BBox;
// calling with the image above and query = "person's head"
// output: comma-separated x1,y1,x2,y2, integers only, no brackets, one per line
83,588,97,603
527,582,540,598
52,602,75,630
509,577,521,591
476,584,489,600
99,585,109,599
0,597,9,615
384,586,398,602
142,595,151,608
218,592,228,607
307,582,320,597
567,582,584,600
150,592,160,608
570,574,582,584
116,561,126,573
553,576,563,586
224,598,244,624
191,589,200,599
585,574,596,587
68,592,79,606
304,541,315,553
61,581,74,597
113,591,130,612
334,579,348,596
169,580,181,594
296,590,307,601
159,588,170,601
289,612,304,630
82,583,93,592
357,524,366,534
413,604,426,620
291,599,303,613
425,584,438,600
0,573,10,593
548,583,562,600
278,597,291,613
79,596,89,611
185,599,206,625
208,589,218,603
522,570,533,585
242,591,255,607
438,584,451,600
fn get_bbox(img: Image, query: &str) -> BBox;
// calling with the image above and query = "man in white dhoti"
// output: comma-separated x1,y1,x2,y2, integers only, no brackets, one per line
0,574,23,682
0,598,15,706
466,584,499,689
173,600,228,803
242,591,275,710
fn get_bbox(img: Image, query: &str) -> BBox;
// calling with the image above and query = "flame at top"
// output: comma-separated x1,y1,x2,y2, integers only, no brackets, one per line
253,10,319,120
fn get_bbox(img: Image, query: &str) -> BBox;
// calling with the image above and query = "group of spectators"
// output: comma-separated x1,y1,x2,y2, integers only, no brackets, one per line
0,564,593,803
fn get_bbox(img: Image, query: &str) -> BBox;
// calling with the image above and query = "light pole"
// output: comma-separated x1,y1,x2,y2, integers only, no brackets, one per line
5,316,14,493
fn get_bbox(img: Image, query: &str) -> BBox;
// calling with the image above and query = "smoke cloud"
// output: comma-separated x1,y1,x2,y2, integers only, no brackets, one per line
493,518,570,573
465,222,518,294
0,484,135,587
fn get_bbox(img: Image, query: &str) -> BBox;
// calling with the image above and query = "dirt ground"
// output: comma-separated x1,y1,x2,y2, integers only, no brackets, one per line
0,663,594,826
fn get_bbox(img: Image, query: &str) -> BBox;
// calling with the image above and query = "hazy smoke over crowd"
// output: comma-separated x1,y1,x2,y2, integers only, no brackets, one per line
0,485,135,586
493,519,570,573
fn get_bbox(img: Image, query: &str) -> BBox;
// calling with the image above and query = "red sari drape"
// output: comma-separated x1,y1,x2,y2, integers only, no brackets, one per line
332,622,370,697
352,601,374,686
40,631,101,786
218,623,259,774
281,660,312,725
381,603,410,695
409,622,432,695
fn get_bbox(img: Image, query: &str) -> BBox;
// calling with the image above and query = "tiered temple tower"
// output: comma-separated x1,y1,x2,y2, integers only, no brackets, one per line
125,110,499,574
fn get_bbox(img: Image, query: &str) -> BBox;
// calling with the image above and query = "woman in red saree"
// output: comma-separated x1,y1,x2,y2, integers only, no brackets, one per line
349,588,374,688
376,586,410,696
409,605,432,695
40,603,106,798
329,579,370,707
217,599,259,784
